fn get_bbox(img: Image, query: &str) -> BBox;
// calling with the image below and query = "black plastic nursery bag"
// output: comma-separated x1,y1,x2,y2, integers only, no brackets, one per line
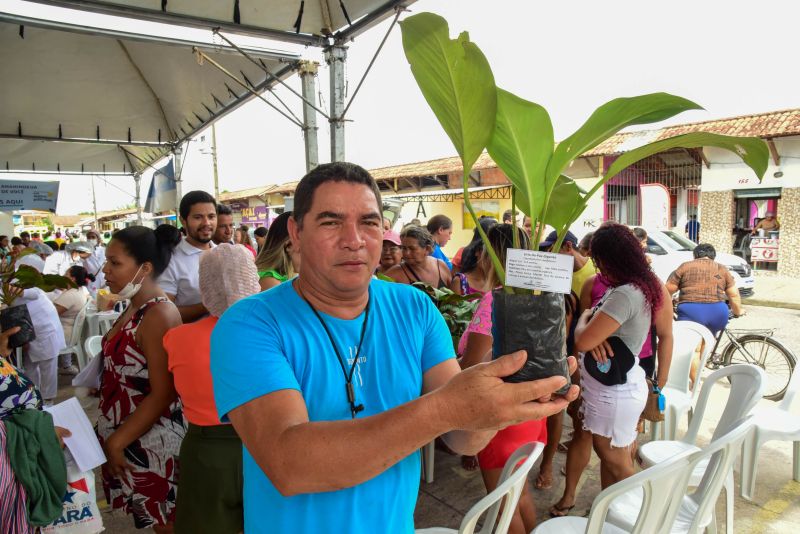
491,289,571,395
0,303,37,349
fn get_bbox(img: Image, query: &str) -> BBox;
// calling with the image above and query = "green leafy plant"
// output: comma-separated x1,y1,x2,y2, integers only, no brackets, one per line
400,12,769,292
412,282,481,350
377,272,480,350
1,251,75,307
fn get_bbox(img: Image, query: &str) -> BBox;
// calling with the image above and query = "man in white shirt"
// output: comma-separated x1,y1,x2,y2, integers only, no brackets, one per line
158,190,217,322
17,241,53,273
17,287,65,403
43,242,92,276
83,229,106,294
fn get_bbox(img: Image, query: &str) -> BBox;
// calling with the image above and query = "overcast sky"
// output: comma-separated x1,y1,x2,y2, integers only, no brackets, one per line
5,0,799,214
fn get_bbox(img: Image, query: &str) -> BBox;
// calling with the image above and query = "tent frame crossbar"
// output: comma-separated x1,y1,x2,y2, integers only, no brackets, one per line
23,0,411,47
193,49,304,129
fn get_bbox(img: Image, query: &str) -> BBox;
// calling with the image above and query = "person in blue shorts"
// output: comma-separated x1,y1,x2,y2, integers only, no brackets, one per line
210,162,579,534
666,243,744,335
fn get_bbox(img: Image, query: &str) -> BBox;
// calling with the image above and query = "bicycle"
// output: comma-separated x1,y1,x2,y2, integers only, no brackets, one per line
705,318,797,401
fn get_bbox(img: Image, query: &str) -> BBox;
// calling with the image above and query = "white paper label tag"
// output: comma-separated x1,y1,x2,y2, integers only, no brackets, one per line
504,249,574,294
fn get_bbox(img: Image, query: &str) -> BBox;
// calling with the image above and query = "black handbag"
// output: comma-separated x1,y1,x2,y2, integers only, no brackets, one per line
583,336,636,386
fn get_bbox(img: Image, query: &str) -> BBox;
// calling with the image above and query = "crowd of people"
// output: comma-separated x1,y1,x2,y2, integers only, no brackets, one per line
0,161,747,533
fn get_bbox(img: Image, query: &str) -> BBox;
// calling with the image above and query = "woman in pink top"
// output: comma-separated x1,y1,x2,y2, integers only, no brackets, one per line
164,244,260,533
458,224,551,534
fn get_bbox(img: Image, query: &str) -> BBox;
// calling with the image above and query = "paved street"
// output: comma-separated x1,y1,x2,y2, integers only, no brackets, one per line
58,305,800,533
416,304,800,533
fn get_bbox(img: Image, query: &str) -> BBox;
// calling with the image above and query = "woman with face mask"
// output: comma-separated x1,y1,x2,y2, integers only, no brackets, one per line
97,225,185,533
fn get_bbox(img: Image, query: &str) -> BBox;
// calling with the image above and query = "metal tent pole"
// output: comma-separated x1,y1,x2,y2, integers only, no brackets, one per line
325,45,347,162
299,61,320,172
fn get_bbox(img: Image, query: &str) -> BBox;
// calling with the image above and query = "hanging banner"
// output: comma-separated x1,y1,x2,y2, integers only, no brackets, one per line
639,183,670,229
144,160,176,213
241,206,269,226
0,179,59,212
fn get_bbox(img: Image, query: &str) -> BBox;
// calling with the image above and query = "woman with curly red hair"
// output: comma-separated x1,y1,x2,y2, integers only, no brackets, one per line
551,222,671,517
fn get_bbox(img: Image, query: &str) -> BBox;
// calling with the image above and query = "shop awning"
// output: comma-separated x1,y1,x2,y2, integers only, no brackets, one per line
385,185,511,203
0,12,300,174
734,188,782,199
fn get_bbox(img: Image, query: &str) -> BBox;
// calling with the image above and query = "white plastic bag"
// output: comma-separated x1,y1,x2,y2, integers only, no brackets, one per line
41,456,104,534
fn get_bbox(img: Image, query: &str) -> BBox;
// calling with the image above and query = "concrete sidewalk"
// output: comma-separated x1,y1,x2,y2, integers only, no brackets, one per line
746,272,800,310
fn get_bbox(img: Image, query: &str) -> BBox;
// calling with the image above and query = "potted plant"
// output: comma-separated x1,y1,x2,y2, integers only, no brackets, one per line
0,251,75,348
376,273,480,351
399,12,768,387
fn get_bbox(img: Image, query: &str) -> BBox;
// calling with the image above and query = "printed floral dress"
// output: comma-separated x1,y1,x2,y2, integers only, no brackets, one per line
96,297,187,529
0,355,42,534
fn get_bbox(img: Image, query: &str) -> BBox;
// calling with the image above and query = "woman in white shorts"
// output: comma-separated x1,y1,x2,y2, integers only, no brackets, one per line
573,223,667,489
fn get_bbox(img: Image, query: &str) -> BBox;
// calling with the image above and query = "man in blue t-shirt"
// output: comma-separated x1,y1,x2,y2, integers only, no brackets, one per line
685,215,700,243
210,163,578,534
426,214,453,270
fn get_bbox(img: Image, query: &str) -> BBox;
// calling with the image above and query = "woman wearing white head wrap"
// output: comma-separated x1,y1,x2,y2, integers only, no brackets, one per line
164,244,259,533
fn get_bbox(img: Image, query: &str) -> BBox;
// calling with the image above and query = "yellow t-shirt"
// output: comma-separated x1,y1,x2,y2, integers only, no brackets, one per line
571,258,596,296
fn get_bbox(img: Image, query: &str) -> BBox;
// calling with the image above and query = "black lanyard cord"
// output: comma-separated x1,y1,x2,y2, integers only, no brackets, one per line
300,289,371,418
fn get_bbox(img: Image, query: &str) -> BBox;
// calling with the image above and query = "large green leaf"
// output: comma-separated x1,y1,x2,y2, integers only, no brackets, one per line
40,274,76,292
11,265,42,287
546,93,703,185
542,175,585,236
400,12,496,171
486,88,554,218
603,132,769,184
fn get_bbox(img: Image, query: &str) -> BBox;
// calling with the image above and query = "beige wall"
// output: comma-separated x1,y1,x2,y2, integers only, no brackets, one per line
395,196,514,257
699,190,735,254
777,187,800,277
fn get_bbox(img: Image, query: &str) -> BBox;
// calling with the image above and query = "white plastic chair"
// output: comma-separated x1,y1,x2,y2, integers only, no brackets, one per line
58,300,89,369
533,447,697,534
607,418,754,534
84,335,103,362
740,363,800,500
422,440,435,483
417,442,544,534
651,321,715,441
638,364,765,534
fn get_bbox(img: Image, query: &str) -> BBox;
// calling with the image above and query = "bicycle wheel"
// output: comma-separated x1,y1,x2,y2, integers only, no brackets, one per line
723,335,796,401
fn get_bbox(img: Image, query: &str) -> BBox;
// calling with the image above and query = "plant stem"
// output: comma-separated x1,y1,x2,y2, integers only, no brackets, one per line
462,166,508,288
511,189,520,250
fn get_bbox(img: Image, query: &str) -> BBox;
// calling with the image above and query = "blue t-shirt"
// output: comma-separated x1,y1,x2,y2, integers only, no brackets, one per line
431,243,452,270
685,220,700,242
210,279,454,534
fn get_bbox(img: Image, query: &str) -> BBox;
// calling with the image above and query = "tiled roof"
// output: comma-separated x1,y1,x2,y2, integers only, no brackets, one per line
52,215,82,225
585,108,800,156
218,185,276,202
370,152,497,181
228,108,800,197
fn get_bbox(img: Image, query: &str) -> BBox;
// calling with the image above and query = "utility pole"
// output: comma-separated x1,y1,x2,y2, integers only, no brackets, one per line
134,173,143,225
211,123,220,201
173,145,183,225
91,175,99,232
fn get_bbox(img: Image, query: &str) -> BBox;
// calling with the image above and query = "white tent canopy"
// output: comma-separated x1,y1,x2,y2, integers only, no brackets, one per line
0,12,300,174
27,0,413,45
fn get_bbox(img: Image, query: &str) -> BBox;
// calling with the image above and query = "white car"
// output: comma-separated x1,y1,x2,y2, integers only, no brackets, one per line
644,229,755,297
